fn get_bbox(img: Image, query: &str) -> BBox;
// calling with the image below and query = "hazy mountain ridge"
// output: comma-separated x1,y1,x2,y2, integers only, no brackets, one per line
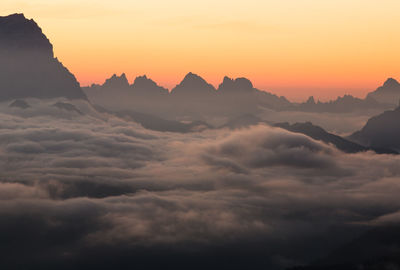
291,94,389,113
84,72,398,120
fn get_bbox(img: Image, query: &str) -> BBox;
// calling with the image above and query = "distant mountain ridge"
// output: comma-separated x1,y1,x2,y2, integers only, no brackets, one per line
84,72,292,119
292,94,385,113
0,13,87,101
85,71,399,120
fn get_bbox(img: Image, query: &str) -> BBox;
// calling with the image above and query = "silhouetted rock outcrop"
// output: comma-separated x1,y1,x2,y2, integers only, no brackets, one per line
0,14,87,101
53,102,84,115
9,99,30,109
366,78,400,105
348,106,400,151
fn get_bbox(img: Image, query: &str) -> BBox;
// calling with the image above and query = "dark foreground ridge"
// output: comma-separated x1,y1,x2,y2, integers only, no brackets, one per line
0,13,87,101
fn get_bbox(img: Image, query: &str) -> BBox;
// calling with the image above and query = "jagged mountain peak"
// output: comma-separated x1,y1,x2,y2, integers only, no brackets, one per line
181,72,211,86
383,77,400,88
103,73,129,88
132,75,168,94
133,75,156,86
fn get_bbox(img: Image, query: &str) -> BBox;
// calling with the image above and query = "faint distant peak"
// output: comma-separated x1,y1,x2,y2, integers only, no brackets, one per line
305,96,316,104
9,99,30,109
383,78,400,88
103,73,129,88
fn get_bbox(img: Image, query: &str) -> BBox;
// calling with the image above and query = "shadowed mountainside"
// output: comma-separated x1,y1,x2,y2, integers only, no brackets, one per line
274,122,397,154
348,106,400,151
0,14,87,101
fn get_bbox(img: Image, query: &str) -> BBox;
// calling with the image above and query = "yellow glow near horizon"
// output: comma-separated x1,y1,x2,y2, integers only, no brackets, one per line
2,0,400,101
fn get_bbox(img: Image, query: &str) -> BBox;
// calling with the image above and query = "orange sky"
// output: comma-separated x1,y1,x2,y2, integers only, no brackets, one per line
3,0,400,101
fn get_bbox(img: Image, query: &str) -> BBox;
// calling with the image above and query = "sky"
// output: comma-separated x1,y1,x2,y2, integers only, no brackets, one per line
2,0,400,101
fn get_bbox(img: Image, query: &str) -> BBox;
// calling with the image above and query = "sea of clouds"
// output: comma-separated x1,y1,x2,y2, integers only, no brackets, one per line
1,100,400,269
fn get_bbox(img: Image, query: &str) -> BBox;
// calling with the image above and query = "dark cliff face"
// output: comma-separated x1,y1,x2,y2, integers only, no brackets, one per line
0,13,87,101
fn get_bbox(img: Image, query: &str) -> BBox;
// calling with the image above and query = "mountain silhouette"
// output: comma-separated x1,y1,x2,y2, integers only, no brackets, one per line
83,73,169,115
366,78,400,105
348,106,400,151
170,72,216,98
0,14,87,101
9,99,30,109
84,72,293,119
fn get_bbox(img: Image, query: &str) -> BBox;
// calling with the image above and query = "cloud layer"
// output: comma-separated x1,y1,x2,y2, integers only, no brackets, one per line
1,101,400,269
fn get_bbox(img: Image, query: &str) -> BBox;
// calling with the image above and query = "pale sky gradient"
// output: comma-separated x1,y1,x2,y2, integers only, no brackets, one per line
2,0,400,101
